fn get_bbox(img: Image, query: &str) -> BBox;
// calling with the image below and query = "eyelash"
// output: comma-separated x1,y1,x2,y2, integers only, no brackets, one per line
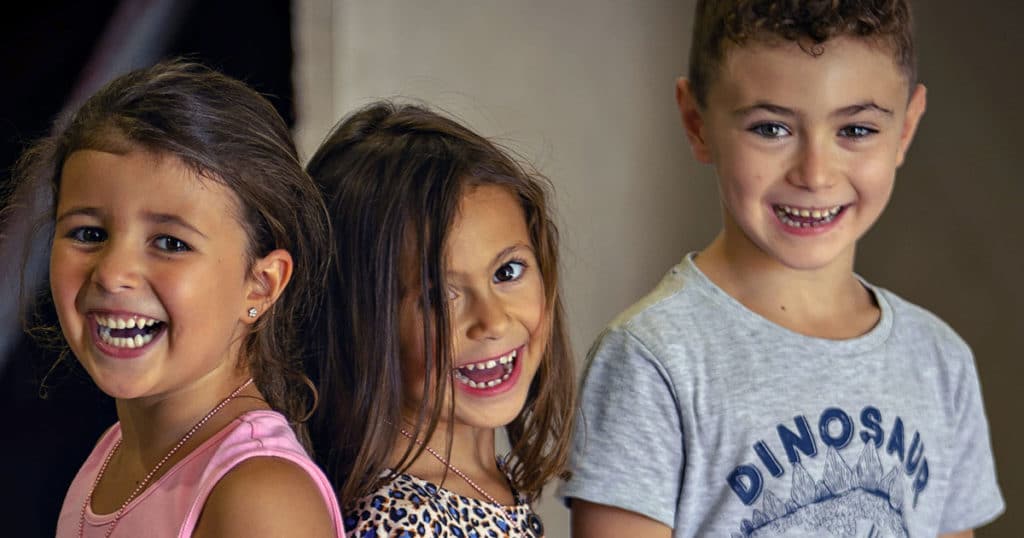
838,125,878,138
748,122,879,140
748,122,791,139
64,227,192,253
493,258,528,284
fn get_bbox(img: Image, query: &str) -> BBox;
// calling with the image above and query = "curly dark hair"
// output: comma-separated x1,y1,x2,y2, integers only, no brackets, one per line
11,59,330,448
688,0,915,107
306,101,576,504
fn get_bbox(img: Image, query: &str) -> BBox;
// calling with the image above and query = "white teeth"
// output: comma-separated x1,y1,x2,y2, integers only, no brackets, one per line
95,315,161,329
453,349,518,389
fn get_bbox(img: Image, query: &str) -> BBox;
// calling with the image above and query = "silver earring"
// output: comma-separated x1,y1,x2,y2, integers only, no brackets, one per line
248,307,258,318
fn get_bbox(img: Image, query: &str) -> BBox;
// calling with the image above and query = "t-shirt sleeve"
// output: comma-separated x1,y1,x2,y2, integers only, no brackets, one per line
938,344,1005,533
560,326,683,528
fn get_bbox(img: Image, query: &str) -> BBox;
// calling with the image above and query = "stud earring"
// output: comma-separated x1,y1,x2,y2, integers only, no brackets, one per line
248,307,258,318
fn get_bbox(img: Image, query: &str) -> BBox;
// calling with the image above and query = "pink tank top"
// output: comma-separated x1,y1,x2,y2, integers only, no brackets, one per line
56,410,344,537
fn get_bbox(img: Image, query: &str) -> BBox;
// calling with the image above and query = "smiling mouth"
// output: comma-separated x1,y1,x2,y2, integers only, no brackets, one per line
773,204,846,228
452,349,517,389
95,314,166,349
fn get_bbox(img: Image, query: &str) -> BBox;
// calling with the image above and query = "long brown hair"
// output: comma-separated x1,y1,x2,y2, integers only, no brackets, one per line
306,101,576,503
12,60,330,447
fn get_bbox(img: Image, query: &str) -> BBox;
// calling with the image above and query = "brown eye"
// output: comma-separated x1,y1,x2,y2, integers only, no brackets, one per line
154,235,191,252
493,261,525,283
69,227,106,243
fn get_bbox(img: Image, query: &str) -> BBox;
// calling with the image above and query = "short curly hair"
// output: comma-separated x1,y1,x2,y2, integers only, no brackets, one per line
688,0,915,107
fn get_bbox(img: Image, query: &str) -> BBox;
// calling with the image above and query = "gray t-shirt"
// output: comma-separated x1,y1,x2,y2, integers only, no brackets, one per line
562,254,1004,537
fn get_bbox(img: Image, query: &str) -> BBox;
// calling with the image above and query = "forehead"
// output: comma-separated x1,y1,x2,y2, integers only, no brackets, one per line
446,184,529,261
711,36,909,109
58,148,244,224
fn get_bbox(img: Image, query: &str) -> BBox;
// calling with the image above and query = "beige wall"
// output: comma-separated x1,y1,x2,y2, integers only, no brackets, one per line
295,2,1021,536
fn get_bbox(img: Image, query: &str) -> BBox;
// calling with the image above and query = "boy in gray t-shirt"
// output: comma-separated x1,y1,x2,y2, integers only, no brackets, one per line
562,2,1004,537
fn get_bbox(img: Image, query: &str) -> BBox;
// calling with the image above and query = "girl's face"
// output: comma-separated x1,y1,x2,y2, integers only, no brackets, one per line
399,184,547,431
51,148,257,403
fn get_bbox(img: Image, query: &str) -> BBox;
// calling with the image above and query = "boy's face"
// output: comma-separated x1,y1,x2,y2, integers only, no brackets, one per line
676,36,926,273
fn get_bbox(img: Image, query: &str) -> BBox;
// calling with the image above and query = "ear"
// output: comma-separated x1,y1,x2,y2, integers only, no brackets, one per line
895,83,927,167
243,249,294,323
675,77,713,164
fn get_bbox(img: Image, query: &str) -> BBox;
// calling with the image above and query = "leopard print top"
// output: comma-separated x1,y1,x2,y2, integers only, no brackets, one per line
343,471,545,537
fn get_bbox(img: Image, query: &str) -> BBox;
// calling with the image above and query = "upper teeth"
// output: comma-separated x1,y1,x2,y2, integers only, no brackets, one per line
778,205,842,218
95,315,159,329
462,349,516,371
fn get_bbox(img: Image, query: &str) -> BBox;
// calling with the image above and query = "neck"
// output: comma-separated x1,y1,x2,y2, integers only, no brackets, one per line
696,229,878,339
115,372,261,471
393,412,514,504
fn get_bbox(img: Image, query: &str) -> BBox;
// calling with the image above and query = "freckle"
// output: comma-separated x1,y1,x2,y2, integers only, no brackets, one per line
780,305,786,311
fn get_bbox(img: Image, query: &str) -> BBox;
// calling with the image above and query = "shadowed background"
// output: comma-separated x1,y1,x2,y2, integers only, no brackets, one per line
3,1,1019,536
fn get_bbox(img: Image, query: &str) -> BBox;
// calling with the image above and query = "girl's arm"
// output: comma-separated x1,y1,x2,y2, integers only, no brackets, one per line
192,457,338,538
571,499,671,538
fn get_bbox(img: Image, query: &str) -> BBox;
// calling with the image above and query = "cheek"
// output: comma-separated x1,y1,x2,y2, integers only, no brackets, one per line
49,249,83,315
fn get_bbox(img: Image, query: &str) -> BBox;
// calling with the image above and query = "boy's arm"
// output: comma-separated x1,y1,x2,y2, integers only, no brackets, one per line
939,531,973,538
562,327,684,531
571,499,672,538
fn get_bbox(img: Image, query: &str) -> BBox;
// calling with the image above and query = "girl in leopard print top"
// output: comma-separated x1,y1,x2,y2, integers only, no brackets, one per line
306,102,577,537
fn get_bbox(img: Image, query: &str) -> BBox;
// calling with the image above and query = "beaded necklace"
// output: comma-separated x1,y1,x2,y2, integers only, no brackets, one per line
78,378,254,537
397,427,504,506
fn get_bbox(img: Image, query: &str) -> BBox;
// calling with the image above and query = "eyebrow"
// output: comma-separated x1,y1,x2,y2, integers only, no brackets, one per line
734,101,894,118
446,242,534,277
143,211,208,239
53,207,208,239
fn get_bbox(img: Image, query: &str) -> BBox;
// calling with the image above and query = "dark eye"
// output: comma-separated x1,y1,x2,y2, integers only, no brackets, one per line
838,125,877,138
749,122,791,139
68,227,106,243
493,261,526,283
154,235,191,252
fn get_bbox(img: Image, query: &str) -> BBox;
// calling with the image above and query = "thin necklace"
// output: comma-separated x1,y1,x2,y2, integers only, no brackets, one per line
397,427,503,506
78,378,255,538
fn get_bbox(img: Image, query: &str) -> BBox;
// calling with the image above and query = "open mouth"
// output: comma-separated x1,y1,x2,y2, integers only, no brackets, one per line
452,348,517,389
773,204,846,228
94,314,166,349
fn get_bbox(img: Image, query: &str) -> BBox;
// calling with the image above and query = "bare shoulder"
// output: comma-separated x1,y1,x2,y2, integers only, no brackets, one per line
193,456,338,538
570,499,671,538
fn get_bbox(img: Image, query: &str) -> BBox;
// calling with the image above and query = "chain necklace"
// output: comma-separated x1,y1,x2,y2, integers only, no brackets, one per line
397,427,504,506
78,378,255,538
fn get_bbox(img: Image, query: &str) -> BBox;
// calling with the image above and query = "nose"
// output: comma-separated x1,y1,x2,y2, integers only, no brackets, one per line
90,239,142,293
465,291,511,341
787,136,836,191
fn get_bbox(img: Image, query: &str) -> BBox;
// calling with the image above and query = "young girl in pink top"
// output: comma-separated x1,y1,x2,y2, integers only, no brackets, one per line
15,60,344,537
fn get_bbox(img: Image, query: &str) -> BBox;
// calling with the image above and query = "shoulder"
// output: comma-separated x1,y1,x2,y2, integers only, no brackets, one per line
873,285,972,357
345,473,447,535
193,456,338,538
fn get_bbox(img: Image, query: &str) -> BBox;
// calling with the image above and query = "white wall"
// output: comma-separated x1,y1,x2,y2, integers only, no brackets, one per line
294,1,713,535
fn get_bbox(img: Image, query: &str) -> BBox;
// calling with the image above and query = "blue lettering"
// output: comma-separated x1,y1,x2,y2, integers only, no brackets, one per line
819,407,853,450
777,416,817,464
727,465,763,505
754,441,784,478
906,432,924,474
912,458,929,508
859,406,883,447
887,416,906,462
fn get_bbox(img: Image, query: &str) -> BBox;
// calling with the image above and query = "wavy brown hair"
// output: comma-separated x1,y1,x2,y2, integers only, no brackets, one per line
688,0,915,107
306,101,576,503
12,60,330,447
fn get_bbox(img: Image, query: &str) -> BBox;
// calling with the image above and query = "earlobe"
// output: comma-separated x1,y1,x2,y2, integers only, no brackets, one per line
244,249,294,323
896,83,928,166
675,78,713,163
